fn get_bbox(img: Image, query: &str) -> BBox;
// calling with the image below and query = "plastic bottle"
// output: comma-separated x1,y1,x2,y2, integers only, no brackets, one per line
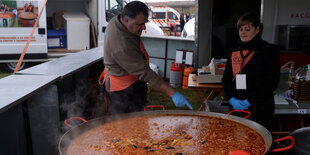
288,64,295,89
182,67,194,89
296,65,309,81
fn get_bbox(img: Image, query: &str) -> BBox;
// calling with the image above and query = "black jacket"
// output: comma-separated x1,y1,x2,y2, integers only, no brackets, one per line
222,35,280,107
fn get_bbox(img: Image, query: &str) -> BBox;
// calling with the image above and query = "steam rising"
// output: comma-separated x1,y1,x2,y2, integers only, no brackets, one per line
60,79,107,122
58,78,108,153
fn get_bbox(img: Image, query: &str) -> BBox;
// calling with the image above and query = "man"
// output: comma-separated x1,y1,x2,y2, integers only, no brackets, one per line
100,1,192,114
28,2,34,12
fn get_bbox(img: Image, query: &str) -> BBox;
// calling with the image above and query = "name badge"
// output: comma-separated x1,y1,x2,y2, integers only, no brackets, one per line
236,74,247,90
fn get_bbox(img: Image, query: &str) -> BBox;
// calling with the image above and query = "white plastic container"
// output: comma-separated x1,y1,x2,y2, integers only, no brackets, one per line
63,12,90,50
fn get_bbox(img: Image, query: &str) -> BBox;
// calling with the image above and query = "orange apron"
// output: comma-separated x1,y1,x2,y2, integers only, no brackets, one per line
231,50,254,80
98,40,149,92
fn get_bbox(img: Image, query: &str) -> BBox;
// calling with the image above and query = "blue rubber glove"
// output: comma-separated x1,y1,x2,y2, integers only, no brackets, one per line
229,97,249,110
172,91,193,110
242,99,251,108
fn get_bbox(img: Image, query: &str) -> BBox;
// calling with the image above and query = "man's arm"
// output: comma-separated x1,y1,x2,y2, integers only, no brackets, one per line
156,82,176,97
156,82,193,110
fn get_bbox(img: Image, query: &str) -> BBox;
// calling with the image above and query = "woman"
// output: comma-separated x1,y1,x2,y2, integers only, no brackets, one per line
24,3,28,12
222,12,280,132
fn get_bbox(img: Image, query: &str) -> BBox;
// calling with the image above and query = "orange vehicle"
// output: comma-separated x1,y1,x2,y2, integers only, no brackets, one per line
149,6,181,32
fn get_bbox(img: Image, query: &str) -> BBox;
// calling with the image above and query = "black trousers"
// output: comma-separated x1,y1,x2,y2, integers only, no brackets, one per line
3,19,8,27
248,97,275,133
107,80,147,115
230,97,275,133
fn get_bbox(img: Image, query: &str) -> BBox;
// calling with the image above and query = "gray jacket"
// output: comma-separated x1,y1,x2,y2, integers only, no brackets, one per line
103,15,164,90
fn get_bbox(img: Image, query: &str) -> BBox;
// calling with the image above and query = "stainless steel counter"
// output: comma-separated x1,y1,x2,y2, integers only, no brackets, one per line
0,74,59,113
275,101,310,114
17,46,103,78
0,47,103,155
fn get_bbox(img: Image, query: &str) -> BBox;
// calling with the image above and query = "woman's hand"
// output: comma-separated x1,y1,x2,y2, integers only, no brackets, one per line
229,97,250,110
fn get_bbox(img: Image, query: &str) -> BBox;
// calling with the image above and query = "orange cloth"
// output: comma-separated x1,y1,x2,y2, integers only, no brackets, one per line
99,40,150,92
231,50,254,76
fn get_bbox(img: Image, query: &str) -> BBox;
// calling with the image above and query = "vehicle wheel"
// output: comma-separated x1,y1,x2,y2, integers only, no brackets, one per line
2,62,28,73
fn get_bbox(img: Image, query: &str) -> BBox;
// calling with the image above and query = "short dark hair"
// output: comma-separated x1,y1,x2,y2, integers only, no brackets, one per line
237,12,264,35
121,1,149,20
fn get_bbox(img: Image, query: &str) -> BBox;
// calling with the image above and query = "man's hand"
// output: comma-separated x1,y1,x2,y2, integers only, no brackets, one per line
171,91,193,109
229,97,250,110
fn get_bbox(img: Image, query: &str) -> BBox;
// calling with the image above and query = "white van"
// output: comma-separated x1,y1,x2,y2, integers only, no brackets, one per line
0,0,127,72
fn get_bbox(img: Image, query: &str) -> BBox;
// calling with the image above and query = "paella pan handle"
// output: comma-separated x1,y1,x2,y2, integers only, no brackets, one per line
271,136,295,152
228,150,250,155
144,105,165,111
227,110,251,119
64,117,87,128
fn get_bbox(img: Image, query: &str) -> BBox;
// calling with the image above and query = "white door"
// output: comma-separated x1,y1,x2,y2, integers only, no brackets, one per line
98,0,124,46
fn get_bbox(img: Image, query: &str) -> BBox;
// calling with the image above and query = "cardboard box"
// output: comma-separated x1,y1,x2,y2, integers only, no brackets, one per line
211,60,226,75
